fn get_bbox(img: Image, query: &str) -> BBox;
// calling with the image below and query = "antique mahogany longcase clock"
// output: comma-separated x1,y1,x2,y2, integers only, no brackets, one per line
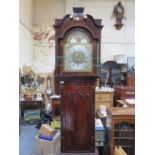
54,7,103,154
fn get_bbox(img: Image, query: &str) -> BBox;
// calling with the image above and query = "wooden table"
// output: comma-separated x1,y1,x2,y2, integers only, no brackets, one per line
116,99,135,108
114,86,135,107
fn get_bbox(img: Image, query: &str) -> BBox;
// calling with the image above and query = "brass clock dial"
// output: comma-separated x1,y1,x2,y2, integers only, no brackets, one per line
64,44,92,72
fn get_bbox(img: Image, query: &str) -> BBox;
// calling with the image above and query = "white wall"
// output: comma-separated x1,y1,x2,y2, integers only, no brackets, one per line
19,0,33,30
33,0,65,28
19,0,33,70
32,0,135,73
19,23,33,68
65,0,135,63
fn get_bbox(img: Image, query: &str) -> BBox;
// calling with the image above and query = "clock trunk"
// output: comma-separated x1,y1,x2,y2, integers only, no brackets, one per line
60,78,95,153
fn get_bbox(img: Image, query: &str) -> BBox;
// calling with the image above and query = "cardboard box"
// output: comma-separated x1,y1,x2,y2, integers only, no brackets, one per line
95,119,105,147
114,146,127,155
40,124,55,137
35,130,60,155
95,126,105,142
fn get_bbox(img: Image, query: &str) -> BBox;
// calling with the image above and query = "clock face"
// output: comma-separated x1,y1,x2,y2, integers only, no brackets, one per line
64,44,92,72
63,29,93,72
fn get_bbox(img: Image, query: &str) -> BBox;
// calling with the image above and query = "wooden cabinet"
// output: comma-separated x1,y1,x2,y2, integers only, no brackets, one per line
123,73,135,87
127,73,135,86
95,92,113,110
109,107,135,155
20,99,44,123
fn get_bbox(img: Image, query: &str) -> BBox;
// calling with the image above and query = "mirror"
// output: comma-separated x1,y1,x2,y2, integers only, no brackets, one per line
101,61,121,87
127,57,135,73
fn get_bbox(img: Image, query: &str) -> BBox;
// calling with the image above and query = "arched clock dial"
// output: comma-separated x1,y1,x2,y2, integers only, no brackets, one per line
63,28,93,72
64,44,92,72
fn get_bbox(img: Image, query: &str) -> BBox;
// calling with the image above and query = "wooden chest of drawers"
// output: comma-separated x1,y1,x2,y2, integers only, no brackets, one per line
95,92,114,110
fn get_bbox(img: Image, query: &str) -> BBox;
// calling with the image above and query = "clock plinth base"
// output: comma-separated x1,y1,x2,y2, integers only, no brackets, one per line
60,149,99,155
60,153,98,155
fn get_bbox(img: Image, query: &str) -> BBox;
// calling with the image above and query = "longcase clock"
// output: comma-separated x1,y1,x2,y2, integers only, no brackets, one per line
54,7,103,154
